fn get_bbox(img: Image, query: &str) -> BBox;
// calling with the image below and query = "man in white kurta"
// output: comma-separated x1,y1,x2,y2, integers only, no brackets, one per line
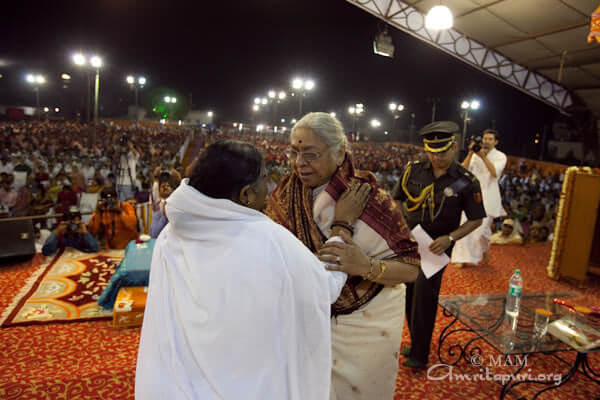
452,130,507,267
136,179,347,400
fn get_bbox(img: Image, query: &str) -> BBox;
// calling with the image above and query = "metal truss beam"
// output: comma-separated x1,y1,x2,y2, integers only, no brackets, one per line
346,0,573,112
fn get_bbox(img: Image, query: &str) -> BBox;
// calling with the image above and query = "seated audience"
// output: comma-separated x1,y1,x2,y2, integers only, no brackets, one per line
490,219,523,245
529,222,551,243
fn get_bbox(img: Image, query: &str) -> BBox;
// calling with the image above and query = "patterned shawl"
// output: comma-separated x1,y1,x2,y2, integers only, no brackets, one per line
266,154,419,315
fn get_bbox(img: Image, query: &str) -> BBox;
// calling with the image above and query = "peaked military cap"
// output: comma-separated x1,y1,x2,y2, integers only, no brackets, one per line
419,121,459,153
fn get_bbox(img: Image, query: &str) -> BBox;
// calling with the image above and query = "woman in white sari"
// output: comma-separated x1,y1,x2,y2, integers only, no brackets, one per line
136,140,348,400
266,113,421,399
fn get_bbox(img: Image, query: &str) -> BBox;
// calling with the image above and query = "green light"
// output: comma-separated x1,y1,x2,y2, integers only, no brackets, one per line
163,114,167,118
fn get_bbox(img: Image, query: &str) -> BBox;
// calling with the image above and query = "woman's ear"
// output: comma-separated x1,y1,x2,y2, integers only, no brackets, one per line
238,184,252,206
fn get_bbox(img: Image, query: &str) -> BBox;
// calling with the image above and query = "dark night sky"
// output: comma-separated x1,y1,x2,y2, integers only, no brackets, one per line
0,0,558,156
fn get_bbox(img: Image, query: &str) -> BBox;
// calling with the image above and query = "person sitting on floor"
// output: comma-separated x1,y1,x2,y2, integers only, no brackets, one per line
42,209,99,256
490,218,523,245
528,222,551,243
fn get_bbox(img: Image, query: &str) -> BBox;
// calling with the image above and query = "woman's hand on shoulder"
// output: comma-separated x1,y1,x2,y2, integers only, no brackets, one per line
334,182,371,225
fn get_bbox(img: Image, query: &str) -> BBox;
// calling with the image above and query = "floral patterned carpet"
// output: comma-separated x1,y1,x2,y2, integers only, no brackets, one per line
0,243,598,399
1,250,123,327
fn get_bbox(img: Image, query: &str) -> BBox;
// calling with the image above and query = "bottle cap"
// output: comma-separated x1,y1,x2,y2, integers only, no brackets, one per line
515,269,520,274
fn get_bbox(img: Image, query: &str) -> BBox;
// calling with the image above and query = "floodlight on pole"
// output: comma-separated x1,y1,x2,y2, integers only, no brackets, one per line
90,55,102,68
268,90,276,99
26,74,35,83
61,73,71,80
460,99,481,149
292,78,303,90
254,97,260,105
389,102,397,111
252,104,260,112
348,106,355,115
290,77,315,115
207,111,213,117
164,96,171,103
330,112,336,118
126,75,135,84
278,91,286,100
261,97,268,105
73,53,86,66
138,77,146,86
370,119,381,128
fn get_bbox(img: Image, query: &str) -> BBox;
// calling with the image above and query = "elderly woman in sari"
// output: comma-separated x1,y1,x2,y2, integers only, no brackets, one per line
266,112,420,400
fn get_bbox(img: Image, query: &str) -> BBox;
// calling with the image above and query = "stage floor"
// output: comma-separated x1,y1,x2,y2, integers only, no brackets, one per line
1,243,598,399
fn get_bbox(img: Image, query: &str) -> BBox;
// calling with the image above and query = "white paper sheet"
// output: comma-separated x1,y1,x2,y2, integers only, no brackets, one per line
411,224,450,279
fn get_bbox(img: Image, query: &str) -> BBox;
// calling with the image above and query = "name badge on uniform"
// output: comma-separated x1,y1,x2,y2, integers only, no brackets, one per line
443,187,455,197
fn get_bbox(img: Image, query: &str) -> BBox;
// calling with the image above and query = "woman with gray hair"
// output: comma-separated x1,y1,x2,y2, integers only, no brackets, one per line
267,112,420,399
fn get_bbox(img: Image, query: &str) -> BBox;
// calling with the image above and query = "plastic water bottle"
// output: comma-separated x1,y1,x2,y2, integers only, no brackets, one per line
505,269,522,317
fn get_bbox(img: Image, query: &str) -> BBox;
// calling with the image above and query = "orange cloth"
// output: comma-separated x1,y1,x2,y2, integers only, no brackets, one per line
88,201,138,249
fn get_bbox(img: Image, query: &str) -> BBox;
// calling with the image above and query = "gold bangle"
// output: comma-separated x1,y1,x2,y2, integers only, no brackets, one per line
373,260,387,281
364,258,376,280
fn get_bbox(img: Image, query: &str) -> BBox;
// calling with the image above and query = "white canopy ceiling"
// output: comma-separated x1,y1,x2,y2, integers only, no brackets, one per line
347,0,600,115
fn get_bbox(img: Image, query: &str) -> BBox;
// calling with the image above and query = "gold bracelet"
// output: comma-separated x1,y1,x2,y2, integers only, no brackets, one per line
363,258,376,280
373,260,387,281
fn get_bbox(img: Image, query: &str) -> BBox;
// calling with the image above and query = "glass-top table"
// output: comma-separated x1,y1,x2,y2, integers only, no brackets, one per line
437,292,600,399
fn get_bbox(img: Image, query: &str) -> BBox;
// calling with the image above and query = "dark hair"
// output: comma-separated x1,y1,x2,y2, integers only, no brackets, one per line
188,140,263,200
482,129,500,141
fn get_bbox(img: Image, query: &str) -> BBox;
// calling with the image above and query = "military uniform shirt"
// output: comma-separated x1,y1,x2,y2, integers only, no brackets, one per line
392,160,486,254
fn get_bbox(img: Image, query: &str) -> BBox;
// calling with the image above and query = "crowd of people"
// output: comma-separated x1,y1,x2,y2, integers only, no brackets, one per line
494,163,562,244
0,119,563,255
0,120,192,250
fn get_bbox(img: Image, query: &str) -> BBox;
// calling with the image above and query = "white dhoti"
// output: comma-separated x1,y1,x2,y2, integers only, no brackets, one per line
330,286,405,400
451,213,493,264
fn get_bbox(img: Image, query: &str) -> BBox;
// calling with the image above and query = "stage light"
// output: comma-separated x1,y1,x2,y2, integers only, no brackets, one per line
373,29,394,58
425,5,453,30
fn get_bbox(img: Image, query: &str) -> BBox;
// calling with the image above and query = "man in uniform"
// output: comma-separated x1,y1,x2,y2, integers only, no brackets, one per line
392,121,486,368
